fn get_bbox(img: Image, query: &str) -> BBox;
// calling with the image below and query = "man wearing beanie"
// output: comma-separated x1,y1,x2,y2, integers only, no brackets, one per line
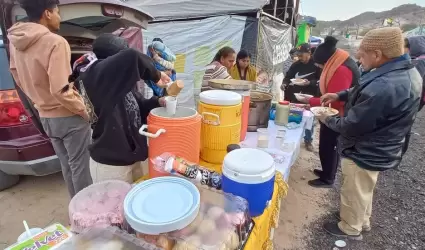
303,36,360,188
320,27,422,240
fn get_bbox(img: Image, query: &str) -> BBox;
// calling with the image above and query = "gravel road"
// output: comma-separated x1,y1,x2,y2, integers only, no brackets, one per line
306,109,425,250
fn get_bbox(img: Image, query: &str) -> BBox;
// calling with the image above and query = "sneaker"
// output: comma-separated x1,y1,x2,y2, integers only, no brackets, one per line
308,178,333,188
323,222,363,240
305,142,314,151
333,212,372,232
313,169,322,177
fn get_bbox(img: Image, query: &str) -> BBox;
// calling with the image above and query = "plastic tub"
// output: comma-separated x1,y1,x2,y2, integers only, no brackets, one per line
68,180,132,233
131,184,253,250
6,224,72,250
124,177,200,235
222,148,276,217
256,128,269,148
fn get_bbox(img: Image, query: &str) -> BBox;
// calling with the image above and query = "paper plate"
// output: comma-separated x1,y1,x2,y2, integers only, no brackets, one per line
310,107,339,117
290,78,309,86
124,177,200,235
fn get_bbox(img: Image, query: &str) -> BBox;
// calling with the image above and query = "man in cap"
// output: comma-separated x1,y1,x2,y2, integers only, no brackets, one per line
281,43,321,151
320,27,422,239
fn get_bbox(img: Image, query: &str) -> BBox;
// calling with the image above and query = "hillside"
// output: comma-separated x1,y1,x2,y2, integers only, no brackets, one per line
312,4,425,36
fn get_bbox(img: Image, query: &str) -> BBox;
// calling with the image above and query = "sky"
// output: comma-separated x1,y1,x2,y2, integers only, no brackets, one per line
300,0,425,21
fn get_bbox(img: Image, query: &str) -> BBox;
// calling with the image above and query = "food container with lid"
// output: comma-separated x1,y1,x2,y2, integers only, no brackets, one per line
198,90,242,164
222,148,276,217
139,107,201,178
274,101,290,126
59,227,161,250
248,91,272,132
126,177,253,250
6,224,72,250
68,180,132,233
288,105,304,124
208,79,254,141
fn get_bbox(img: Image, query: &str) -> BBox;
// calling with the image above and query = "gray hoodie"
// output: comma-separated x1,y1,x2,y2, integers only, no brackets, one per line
407,36,425,110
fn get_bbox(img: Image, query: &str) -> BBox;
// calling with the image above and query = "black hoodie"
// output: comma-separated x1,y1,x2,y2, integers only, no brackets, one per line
77,48,161,166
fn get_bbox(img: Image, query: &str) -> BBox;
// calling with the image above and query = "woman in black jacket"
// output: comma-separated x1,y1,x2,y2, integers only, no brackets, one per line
75,34,171,183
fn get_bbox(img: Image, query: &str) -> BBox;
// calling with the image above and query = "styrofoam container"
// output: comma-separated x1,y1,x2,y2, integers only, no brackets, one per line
200,90,242,106
124,176,200,235
222,148,276,217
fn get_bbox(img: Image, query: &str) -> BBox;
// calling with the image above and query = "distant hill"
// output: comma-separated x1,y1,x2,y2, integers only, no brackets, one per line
311,4,425,36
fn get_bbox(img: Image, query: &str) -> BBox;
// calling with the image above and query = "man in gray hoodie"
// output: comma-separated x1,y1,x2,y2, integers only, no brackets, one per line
403,36,425,155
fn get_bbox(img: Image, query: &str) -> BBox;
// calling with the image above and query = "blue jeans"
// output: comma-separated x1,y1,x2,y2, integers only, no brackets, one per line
304,119,315,144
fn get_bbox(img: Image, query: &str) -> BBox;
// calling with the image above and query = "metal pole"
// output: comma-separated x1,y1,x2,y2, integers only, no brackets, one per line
273,0,278,17
284,0,289,21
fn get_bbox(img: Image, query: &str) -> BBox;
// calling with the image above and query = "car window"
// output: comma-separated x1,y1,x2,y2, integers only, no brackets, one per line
0,47,16,90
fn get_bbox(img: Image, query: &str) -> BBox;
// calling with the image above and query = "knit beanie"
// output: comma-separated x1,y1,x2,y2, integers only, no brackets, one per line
313,36,338,64
93,33,129,59
360,27,404,59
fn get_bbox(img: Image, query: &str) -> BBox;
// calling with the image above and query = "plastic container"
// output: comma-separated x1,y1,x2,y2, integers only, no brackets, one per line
59,227,161,250
132,184,253,250
139,107,201,178
208,79,252,141
124,177,201,236
68,180,132,233
17,228,44,242
198,90,242,164
288,105,304,124
6,224,72,250
152,153,222,189
222,148,276,217
256,128,269,148
274,101,290,126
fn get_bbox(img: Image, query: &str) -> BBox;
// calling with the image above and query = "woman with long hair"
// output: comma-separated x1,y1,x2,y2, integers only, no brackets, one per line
230,50,257,82
202,46,236,90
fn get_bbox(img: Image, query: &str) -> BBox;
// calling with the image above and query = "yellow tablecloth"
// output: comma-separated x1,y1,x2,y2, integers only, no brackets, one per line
136,163,288,250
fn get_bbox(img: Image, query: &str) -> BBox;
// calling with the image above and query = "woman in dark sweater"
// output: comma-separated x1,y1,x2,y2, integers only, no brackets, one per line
301,36,360,188
75,34,171,183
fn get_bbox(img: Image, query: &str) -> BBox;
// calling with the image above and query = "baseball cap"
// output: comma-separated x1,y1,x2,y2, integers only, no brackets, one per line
297,43,311,53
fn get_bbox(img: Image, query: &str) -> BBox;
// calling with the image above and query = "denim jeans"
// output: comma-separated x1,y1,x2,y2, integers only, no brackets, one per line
304,118,315,143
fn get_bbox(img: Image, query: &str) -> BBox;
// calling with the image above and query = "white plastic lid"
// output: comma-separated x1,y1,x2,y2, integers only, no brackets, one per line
222,148,276,184
200,90,242,106
124,177,200,235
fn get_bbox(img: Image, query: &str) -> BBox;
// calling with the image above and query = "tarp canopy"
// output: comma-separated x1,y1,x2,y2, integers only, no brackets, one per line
125,0,269,21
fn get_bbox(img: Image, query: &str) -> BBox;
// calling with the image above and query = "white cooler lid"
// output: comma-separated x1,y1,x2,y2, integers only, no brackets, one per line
223,148,276,184
200,90,242,106
124,177,200,235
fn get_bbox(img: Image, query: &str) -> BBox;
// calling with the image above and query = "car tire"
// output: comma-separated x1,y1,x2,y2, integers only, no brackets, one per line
0,170,20,191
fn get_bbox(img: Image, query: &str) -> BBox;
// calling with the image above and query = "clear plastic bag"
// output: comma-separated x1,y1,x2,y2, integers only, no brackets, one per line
133,185,254,250
68,180,132,233
59,227,161,250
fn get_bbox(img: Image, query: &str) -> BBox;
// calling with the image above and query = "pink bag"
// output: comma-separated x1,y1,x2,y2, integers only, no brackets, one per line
113,27,143,52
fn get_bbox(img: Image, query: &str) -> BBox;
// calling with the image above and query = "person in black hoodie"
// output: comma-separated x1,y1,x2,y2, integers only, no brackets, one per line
75,34,171,183
281,43,321,150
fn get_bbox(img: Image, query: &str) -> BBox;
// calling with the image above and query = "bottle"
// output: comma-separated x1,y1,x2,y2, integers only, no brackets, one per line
274,101,290,126
152,153,222,189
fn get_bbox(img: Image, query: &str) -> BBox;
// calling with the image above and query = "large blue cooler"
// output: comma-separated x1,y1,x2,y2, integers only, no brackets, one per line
222,148,276,217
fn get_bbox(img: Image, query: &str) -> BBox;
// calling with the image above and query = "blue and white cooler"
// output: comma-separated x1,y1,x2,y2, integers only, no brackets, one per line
222,148,276,217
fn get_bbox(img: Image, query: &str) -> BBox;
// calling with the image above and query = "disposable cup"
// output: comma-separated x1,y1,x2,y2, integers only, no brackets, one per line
165,96,177,115
17,228,44,242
